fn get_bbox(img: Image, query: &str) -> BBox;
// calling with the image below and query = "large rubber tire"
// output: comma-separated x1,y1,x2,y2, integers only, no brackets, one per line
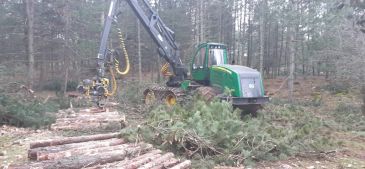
143,86,184,106
196,86,220,102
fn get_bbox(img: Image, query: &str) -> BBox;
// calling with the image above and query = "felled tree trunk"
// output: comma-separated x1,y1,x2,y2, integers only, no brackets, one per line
44,144,152,169
30,133,120,149
15,144,153,169
169,160,192,169
137,153,174,169
29,139,125,160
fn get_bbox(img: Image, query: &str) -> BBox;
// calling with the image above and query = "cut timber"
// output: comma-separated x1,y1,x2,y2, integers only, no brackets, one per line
30,133,119,149
119,153,162,169
14,132,191,169
51,122,121,131
97,150,162,168
169,160,192,169
30,139,125,161
29,138,124,160
16,144,153,169
43,144,153,169
52,109,125,131
37,144,130,162
56,117,121,123
149,158,179,169
138,153,174,169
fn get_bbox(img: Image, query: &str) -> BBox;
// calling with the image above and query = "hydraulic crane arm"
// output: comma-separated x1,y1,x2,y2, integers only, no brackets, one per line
97,0,187,87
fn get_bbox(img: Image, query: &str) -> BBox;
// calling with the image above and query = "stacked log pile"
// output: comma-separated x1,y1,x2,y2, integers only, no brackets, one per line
11,133,191,169
51,108,125,131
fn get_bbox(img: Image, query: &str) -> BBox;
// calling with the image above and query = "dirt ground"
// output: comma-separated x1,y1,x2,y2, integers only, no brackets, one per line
1,76,364,169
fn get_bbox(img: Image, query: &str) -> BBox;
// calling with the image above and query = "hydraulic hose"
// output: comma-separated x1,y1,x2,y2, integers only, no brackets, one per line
114,28,130,75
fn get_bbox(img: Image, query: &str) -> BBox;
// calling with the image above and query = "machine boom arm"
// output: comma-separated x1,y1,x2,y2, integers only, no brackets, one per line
97,0,186,86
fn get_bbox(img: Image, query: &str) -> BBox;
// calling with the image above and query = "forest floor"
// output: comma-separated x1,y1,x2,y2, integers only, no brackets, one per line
0,76,364,169
254,77,365,169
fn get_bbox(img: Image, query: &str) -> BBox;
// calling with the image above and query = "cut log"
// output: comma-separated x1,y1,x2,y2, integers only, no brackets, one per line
138,153,174,169
29,138,124,160
56,117,121,123
29,133,120,149
119,153,162,169
15,144,153,169
169,160,192,169
56,112,120,118
149,158,179,169
44,144,153,169
51,122,121,131
86,150,162,169
37,143,130,162
32,139,125,161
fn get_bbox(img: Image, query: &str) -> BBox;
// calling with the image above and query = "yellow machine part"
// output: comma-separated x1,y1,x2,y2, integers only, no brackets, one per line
104,28,130,97
114,28,130,75
161,62,173,77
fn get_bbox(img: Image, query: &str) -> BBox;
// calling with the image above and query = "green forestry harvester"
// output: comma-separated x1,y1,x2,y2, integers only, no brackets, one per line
78,0,269,113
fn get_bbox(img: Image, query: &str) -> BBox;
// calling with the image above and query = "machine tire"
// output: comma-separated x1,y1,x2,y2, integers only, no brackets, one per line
143,86,185,106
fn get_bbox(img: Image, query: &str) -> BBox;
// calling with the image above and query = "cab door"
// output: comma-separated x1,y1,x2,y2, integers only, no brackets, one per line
191,45,209,84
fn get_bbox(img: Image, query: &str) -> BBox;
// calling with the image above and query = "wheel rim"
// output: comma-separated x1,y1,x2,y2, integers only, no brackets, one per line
145,90,156,105
165,94,177,106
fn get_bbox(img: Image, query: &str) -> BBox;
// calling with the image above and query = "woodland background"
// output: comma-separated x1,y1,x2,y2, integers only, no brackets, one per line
1,1,365,167
0,0,364,93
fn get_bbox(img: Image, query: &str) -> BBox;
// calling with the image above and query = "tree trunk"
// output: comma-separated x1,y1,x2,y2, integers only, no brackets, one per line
232,0,237,63
134,153,174,169
137,20,142,83
169,160,192,169
38,145,151,169
266,20,272,77
25,0,34,88
199,0,205,42
29,139,125,161
259,0,267,74
241,0,248,65
278,26,284,76
116,150,162,168
63,1,71,95
274,22,279,77
288,26,295,101
30,133,120,149
247,7,252,67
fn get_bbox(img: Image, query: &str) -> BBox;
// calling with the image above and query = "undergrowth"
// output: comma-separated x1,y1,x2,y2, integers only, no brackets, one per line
115,80,150,105
321,82,349,94
330,103,365,131
120,98,336,167
0,92,69,128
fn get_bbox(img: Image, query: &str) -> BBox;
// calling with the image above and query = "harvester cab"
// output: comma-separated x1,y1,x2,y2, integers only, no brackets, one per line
189,43,269,113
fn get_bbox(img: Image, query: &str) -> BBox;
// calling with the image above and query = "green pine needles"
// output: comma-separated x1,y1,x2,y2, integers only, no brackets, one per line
121,98,336,166
0,93,57,128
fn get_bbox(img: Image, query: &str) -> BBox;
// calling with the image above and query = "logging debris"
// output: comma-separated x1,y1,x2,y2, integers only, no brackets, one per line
11,133,191,169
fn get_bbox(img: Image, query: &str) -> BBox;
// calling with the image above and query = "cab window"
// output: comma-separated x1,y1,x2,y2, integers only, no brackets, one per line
208,48,225,67
193,47,206,69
